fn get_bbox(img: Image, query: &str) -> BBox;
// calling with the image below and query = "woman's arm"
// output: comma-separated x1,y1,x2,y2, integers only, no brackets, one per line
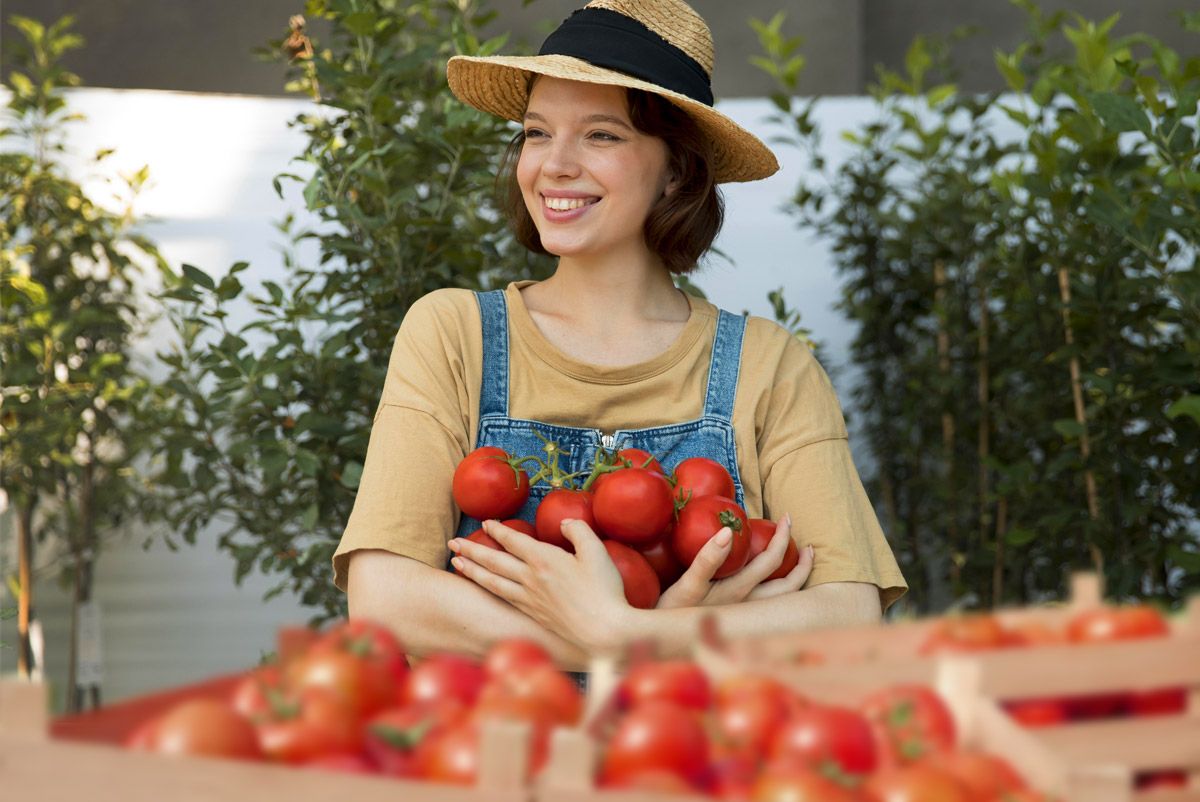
347,549,592,670
613,581,882,659
449,519,882,661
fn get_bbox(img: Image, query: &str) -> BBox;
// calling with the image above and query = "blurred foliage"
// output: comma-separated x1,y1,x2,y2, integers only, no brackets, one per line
754,1,1200,611
0,15,170,690
146,0,552,620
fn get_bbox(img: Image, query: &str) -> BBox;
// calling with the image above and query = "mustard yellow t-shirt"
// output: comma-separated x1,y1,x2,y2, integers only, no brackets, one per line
333,281,907,609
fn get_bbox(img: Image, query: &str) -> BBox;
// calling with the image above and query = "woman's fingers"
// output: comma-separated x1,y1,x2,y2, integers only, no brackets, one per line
747,543,815,601
450,554,529,605
449,532,530,582
734,515,793,584
656,527,733,609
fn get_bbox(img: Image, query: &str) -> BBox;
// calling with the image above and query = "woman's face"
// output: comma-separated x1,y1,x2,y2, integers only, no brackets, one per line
517,77,675,261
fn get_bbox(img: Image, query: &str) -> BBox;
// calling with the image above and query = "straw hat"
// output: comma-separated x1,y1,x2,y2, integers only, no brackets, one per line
447,0,779,183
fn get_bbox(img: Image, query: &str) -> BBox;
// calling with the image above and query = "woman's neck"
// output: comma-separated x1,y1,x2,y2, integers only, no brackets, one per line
538,249,690,327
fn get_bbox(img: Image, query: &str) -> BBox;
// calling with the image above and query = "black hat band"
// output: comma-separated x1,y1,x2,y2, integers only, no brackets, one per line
538,8,715,107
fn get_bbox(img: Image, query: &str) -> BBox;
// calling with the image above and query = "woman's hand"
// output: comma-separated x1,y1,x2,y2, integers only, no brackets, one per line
657,513,813,609
447,518,632,654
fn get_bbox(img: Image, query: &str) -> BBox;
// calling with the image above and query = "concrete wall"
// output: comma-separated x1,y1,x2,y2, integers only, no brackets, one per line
3,0,1190,99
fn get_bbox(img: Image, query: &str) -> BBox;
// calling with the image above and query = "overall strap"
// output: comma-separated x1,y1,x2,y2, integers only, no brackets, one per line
475,290,510,417
702,309,747,421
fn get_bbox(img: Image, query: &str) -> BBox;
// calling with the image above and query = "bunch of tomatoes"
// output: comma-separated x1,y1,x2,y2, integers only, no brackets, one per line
592,660,1053,801
123,619,583,783
453,438,799,607
918,603,1188,792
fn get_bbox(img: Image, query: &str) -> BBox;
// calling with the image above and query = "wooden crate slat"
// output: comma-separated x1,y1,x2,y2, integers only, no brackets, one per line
0,734,527,802
1036,716,1200,771
976,636,1200,699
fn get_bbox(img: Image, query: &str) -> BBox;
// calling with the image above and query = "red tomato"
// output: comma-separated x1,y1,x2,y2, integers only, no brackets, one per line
483,638,554,678
746,518,800,581
616,448,664,473
1002,698,1069,728
123,716,160,751
863,763,973,802
501,518,536,536
415,718,481,785
770,704,878,776
638,536,687,589
364,698,465,777
859,685,956,766
1136,770,1188,789
1066,692,1128,720
534,488,594,551
603,540,662,609
1128,686,1187,717
925,750,1027,799
230,664,284,722
714,676,796,759
672,456,736,503
405,653,486,707
918,615,1011,655
477,663,583,728
672,495,751,579
618,660,712,712
288,649,397,719
710,753,760,800
452,446,530,520
150,699,262,760
593,467,675,546
599,700,712,791
310,618,409,707
255,687,363,764
751,766,863,802
1066,605,1169,643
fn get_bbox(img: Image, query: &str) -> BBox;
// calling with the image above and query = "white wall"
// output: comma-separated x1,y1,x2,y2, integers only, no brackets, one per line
0,87,879,709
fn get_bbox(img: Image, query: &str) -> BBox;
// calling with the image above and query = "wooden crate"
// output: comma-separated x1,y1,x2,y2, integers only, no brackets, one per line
0,668,531,802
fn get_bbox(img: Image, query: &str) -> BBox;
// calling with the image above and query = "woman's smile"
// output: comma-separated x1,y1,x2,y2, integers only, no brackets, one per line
541,192,601,221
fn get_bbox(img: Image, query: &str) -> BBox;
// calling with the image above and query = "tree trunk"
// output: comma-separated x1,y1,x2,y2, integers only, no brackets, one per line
16,499,37,678
1057,266,1103,576
977,277,991,586
66,457,97,713
993,497,1007,608
935,261,959,589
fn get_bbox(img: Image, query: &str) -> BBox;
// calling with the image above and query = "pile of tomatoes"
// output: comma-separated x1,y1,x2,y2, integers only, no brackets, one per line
594,659,1055,801
918,603,1187,792
453,440,799,607
123,619,582,784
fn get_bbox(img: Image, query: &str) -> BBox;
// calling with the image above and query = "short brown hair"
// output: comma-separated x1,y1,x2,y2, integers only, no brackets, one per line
497,85,724,274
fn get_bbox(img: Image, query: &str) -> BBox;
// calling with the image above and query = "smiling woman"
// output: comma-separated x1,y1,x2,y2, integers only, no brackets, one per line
335,0,906,672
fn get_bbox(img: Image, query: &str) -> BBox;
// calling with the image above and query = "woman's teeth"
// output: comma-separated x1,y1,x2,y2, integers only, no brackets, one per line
544,196,597,211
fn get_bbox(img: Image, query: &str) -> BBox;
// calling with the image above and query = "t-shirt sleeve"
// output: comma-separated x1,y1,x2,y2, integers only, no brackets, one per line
331,290,477,592
755,327,908,611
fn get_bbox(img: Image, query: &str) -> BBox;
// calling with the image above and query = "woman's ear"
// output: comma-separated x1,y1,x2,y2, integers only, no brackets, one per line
663,169,681,198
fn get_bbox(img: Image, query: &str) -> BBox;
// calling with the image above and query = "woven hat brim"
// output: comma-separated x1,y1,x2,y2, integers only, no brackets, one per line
447,54,779,184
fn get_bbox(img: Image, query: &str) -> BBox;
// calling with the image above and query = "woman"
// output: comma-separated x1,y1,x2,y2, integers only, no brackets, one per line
334,0,906,670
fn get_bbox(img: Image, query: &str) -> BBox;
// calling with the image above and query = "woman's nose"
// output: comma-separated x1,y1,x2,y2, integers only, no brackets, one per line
542,138,582,178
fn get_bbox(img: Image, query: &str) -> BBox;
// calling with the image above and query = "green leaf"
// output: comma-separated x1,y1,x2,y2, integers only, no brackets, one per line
1006,527,1037,547
1053,419,1086,439
1169,546,1200,573
995,50,1027,92
340,461,363,489
1089,92,1151,134
1166,395,1200,425
182,263,216,291
295,448,321,477
301,503,319,531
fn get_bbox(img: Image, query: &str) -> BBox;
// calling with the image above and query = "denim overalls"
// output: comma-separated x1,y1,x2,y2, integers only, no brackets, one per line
453,288,747,541
452,289,747,687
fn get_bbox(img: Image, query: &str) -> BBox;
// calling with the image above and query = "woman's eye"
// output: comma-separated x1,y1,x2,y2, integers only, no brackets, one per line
524,128,546,139
590,131,621,142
